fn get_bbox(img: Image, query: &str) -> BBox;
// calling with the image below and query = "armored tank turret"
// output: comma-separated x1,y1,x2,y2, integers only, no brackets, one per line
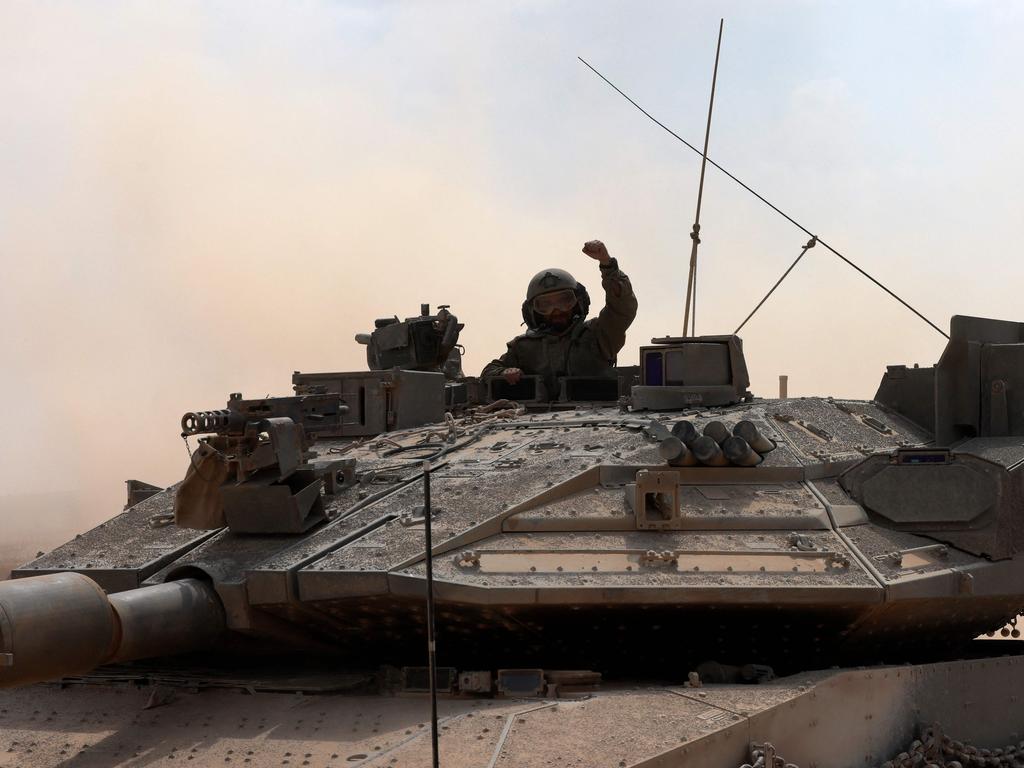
5,310,1024,690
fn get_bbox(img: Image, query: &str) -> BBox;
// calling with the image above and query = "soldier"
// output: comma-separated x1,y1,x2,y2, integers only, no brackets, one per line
481,240,638,391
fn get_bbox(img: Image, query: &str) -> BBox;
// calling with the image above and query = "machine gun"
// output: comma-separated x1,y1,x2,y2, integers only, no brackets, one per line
177,393,350,534
174,308,464,533
181,392,348,482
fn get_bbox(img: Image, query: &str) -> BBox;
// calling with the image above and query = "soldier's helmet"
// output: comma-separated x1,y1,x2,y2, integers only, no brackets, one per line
521,268,591,330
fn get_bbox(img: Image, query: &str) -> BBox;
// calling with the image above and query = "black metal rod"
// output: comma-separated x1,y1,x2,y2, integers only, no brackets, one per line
684,18,724,337
734,236,817,334
423,461,440,768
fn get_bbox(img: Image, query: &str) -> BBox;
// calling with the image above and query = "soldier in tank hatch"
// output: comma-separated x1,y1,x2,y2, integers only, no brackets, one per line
481,240,638,389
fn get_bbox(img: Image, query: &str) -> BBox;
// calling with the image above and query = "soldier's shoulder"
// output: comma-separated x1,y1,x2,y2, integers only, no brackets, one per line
509,329,545,345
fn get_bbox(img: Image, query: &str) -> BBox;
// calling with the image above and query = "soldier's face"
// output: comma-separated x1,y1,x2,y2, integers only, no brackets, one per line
546,307,572,330
533,289,577,330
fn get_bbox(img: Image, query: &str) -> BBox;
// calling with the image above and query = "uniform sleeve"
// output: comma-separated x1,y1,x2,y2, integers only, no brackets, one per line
480,340,520,378
593,257,638,359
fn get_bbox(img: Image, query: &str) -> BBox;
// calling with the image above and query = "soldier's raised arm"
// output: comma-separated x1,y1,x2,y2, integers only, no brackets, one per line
582,240,638,360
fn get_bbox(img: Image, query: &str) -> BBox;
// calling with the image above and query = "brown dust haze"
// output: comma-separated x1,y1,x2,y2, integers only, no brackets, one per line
4,3,1021,561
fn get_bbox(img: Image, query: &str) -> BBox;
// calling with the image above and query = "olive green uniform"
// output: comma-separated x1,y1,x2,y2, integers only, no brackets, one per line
481,258,638,388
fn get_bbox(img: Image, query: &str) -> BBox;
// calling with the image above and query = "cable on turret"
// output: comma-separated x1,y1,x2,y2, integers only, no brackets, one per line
576,57,950,341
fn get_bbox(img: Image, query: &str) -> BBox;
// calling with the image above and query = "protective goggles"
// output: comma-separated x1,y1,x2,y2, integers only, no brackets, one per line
532,288,577,315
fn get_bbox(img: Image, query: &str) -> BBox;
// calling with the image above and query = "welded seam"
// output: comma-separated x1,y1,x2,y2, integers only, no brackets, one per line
662,686,745,717
486,701,558,768
805,480,886,592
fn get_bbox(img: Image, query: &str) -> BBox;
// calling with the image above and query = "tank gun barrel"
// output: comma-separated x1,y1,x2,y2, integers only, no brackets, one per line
0,573,225,688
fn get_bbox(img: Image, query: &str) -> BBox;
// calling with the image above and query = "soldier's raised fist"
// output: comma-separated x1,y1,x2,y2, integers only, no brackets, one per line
582,240,611,265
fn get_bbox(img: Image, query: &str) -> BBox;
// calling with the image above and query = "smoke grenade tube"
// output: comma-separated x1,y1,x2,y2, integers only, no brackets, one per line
733,420,777,453
691,435,730,466
702,420,731,445
722,435,763,466
658,436,697,466
671,420,699,446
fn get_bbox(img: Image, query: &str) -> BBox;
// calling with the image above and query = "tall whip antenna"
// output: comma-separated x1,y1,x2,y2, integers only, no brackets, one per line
683,18,724,337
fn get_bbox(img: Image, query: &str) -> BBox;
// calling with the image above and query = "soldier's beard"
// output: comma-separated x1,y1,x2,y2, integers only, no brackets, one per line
542,308,573,331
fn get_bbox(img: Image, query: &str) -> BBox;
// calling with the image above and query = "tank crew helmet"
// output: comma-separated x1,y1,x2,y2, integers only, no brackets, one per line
521,268,591,330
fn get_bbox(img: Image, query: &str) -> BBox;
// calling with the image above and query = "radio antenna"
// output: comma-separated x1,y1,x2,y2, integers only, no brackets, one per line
422,460,441,768
683,18,724,337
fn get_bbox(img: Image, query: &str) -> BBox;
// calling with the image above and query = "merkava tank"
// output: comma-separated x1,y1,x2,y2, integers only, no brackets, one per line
5,303,1024,692
7,33,1024,767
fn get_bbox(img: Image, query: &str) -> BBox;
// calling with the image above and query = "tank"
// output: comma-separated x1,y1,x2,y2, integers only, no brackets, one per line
5,309,1024,680
5,307,1024,765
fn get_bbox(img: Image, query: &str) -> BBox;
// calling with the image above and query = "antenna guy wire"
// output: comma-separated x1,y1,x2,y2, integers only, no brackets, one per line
576,56,949,340
734,236,817,334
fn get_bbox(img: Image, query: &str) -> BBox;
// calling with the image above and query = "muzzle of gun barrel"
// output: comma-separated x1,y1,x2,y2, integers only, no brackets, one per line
181,409,233,436
0,573,225,688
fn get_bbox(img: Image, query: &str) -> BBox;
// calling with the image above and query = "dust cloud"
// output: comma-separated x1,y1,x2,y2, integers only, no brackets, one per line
0,493,82,578
0,3,571,543
2,3,1020,555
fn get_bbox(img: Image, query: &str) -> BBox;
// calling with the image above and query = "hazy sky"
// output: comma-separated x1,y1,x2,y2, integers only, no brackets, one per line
2,1,1023,530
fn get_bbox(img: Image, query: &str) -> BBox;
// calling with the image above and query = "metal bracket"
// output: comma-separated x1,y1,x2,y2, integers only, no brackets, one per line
639,549,678,567
497,669,545,697
311,458,356,494
456,550,480,568
876,543,949,569
255,417,303,480
634,470,680,530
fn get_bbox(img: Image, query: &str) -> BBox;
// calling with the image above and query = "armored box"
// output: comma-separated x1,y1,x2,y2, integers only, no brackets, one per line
292,369,445,436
